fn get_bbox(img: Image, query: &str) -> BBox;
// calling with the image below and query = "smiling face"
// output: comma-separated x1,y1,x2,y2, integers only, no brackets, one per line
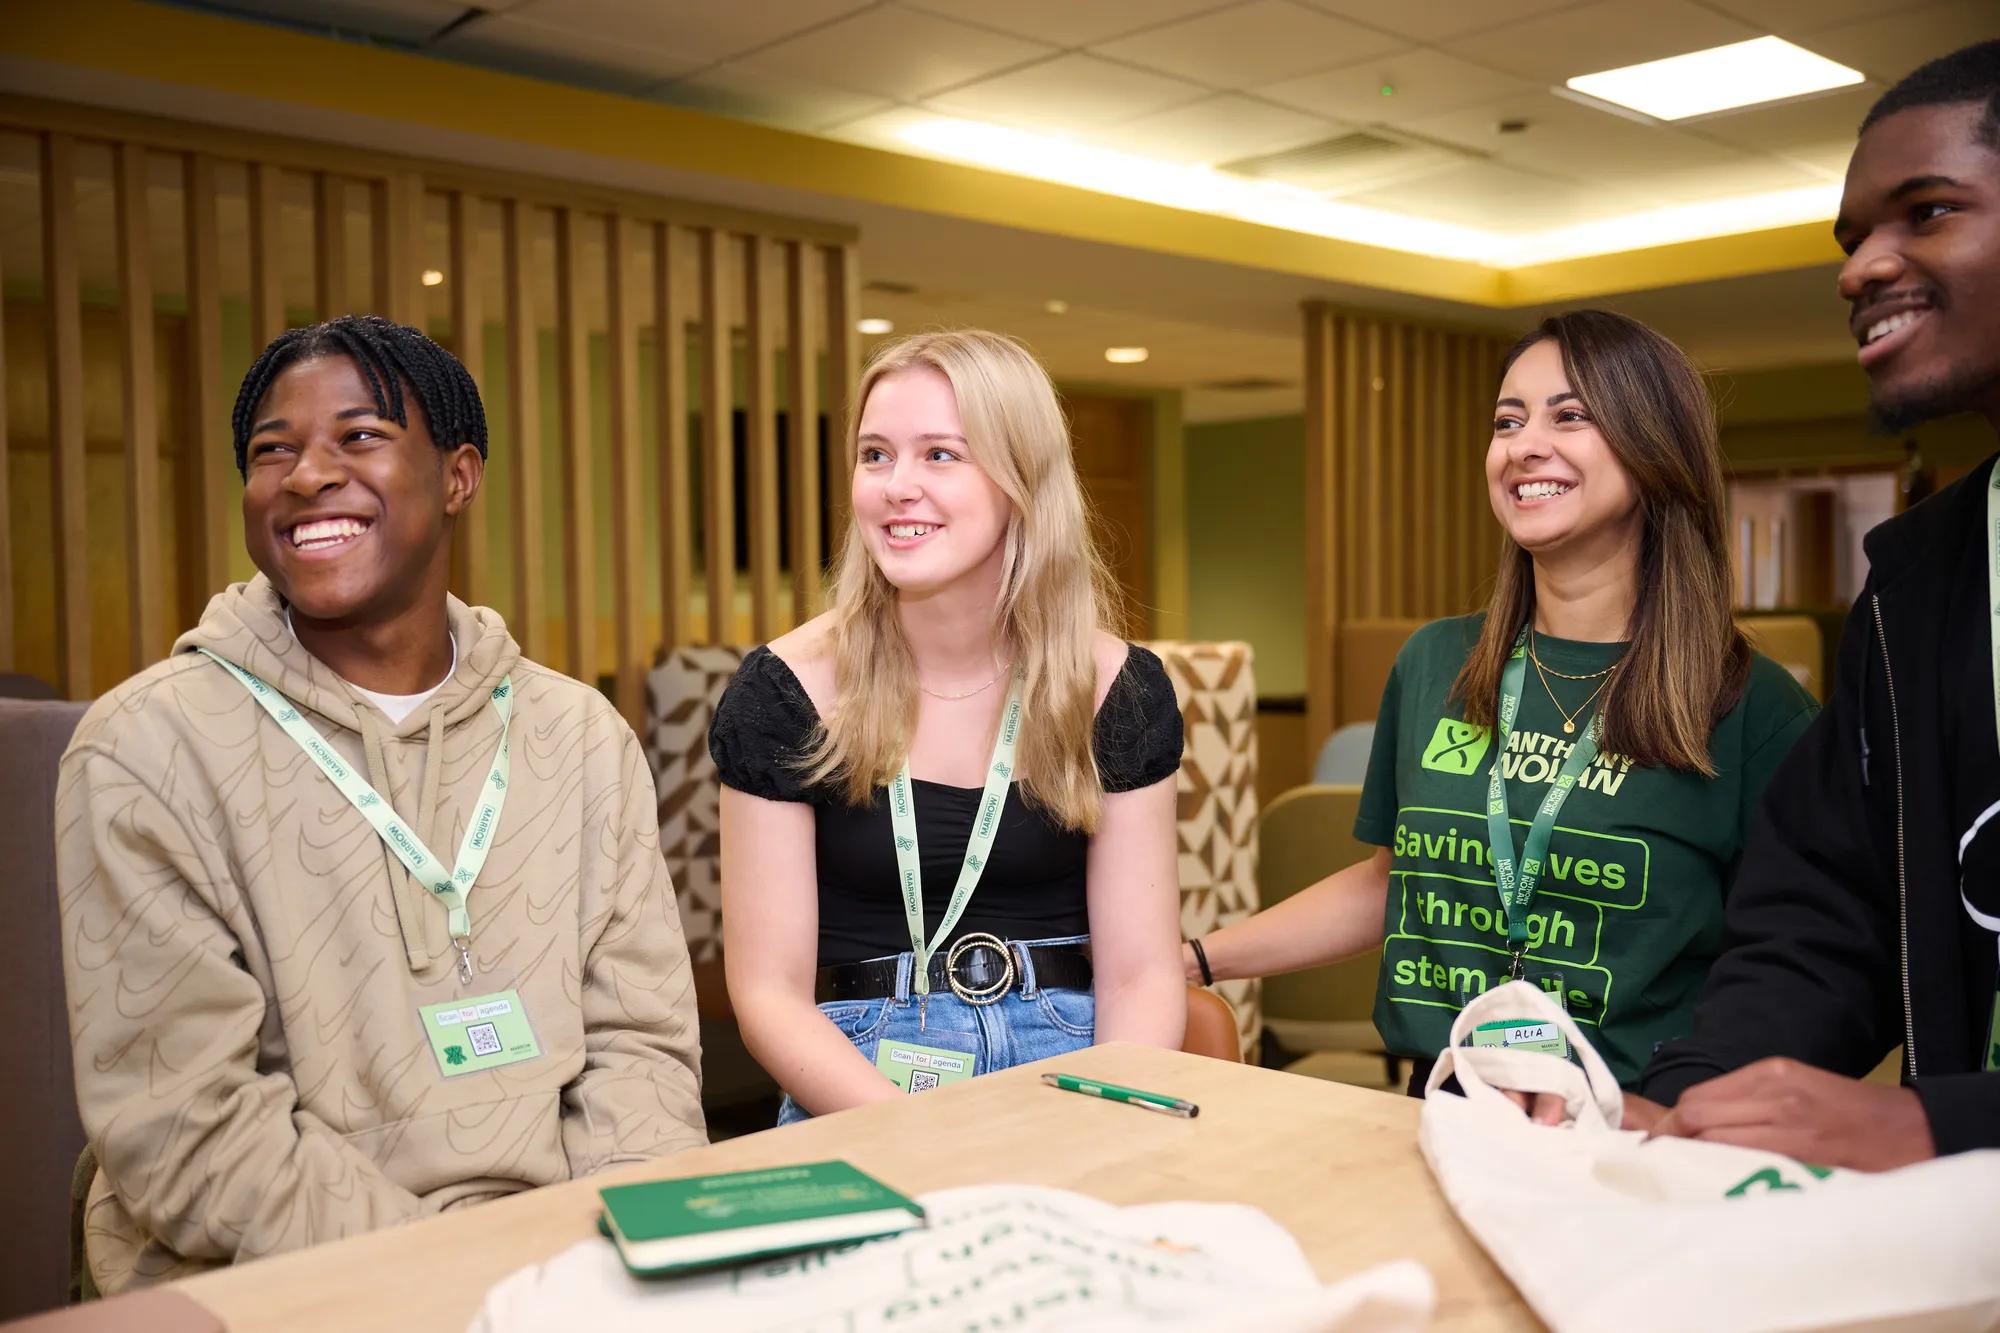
1836,103,2000,431
1487,338,1641,559
241,354,480,624
851,364,1013,600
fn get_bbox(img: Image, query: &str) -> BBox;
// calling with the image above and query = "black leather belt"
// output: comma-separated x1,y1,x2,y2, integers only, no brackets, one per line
816,935,1092,1004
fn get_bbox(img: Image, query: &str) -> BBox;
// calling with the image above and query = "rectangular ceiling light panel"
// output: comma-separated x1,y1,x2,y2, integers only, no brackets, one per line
1565,36,1863,121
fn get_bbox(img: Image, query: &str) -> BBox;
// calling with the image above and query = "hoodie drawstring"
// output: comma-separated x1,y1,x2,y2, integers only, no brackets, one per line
361,710,439,969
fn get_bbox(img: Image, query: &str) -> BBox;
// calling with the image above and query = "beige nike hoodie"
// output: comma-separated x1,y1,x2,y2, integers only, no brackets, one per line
57,576,706,1293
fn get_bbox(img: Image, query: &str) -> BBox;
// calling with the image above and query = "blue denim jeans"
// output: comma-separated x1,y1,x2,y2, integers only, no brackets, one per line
777,933,1094,1126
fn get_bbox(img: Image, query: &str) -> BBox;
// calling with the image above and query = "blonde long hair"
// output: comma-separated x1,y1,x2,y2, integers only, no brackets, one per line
800,330,1120,832
1451,310,1749,775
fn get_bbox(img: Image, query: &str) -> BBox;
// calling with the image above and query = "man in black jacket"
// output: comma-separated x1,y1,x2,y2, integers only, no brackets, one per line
1634,40,2000,1167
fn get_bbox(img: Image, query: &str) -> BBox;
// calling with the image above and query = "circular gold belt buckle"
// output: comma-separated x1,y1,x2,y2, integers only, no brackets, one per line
945,932,1014,1005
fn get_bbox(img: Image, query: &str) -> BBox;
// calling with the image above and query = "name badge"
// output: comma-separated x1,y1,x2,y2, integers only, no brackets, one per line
875,1038,978,1094
420,988,542,1077
1471,1017,1571,1059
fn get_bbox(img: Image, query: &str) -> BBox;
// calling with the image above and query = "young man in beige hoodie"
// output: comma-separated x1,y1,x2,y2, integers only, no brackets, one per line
57,316,707,1294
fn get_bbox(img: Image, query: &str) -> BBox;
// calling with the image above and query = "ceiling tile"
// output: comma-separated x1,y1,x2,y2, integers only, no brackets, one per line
1087,93,1341,165
209,0,477,43
1091,1,1406,89
1344,161,1652,232
1438,0,1760,84
1792,0,2000,86
498,0,870,65
899,0,1227,48
1696,83,1880,159
1699,0,1942,39
654,64,893,132
1616,154,1829,205
1401,89,1792,188
1298,0,1577,44
432,13,703,93
740,6,1055,100
928,54,1211,132
1260,47,1535,125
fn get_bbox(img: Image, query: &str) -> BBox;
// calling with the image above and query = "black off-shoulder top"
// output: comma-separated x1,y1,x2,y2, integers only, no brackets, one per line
708,644,1183,966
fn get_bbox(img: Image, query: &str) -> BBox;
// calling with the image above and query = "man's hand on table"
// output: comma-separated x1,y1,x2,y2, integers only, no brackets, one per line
1645,1058,1936,1171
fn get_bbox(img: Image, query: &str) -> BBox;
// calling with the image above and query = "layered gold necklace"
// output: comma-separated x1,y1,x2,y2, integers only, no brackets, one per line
1527,629,1616,735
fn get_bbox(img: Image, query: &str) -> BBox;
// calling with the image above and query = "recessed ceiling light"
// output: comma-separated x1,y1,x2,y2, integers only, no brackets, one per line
1564,36,1863,121
856,317,894,335
1044,299,1069,315
420,269,445,287
1104,347,1149,365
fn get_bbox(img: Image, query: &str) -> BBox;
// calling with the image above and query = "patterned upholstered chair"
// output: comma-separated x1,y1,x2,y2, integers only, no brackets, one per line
642,646,752,993
1141,640,1261,1059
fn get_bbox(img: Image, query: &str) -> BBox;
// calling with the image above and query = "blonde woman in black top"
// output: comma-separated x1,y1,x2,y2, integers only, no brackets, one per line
711,330,1185,1123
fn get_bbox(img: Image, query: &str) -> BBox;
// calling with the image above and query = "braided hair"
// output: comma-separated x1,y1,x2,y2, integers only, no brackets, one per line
231,315,488,477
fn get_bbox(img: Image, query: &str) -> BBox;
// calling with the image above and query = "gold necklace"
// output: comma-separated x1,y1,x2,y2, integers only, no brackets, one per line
1527,628,1617,682
918,661,1011,701
1531,653,1612,735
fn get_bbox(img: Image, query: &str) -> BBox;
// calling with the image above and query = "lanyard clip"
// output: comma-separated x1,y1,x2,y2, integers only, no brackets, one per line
1507,948,1526,981
453,934,475,986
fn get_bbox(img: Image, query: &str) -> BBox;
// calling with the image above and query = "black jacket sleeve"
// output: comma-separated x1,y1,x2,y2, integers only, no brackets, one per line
1641,589,1906,1103
1914,1073,2000,1154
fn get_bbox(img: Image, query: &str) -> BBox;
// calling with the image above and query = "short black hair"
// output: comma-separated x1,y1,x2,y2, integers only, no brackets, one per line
1859,39,2000,151
231,315,488,477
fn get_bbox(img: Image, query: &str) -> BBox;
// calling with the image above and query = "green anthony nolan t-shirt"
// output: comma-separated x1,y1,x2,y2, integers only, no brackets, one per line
1356,615,1818,1085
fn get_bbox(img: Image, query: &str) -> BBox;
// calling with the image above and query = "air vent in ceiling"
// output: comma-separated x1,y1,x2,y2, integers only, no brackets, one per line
1218,130,1465,195
864,278,917,295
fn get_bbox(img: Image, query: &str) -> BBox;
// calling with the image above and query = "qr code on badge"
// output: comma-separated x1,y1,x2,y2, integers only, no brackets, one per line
908,1070,940,1093
467,1022,502,1057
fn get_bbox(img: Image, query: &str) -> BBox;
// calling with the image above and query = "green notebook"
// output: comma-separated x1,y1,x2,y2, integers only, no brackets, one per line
598,1160,925,1277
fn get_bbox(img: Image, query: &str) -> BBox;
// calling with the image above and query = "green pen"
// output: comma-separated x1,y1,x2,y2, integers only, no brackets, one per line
1040,1072,1200,1118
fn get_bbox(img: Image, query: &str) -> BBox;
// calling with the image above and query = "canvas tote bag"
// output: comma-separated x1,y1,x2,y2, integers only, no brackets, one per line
1419,980,2000,1332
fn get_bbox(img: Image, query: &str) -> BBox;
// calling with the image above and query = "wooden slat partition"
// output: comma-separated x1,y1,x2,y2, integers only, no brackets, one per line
554,206,596,686
0,233,10,670
0,94,857,699
248,162,284,349
1303,310,1336,753
314,172,348,318
182,152,229,626
785,240,821,619
655,223,692,653
375,170,424,326
116,142,163,671
699,228,735,643
605,213,645,728
42,133,90,698
1303,302,1511,749
823,243,859,540
502,198,547,662
744,237,781,639
444,189,488,608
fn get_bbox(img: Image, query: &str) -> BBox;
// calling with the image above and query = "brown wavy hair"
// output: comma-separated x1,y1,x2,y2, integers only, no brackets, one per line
1450,310,1749,775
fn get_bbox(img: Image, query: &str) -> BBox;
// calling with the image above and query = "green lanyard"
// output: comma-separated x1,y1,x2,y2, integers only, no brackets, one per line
1976,462,2000,1070
200,649,514,985
1485,627,1603,980
888,670,1025,995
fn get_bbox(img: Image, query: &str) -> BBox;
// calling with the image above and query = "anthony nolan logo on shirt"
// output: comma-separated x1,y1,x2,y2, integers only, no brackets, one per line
1419,714,1634,796
1420,719,1490,775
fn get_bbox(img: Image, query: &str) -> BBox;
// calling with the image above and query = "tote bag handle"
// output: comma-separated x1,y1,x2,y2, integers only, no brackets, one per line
1424,980,1625,1131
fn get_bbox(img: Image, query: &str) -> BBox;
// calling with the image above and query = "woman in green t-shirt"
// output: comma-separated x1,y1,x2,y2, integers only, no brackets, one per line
1188,309,1817,1096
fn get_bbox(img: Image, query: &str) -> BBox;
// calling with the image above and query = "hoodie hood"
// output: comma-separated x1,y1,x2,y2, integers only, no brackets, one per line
174,573,522,738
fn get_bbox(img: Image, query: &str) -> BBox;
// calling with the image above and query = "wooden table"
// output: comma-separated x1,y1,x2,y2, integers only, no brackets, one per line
178,1045,1535,1331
